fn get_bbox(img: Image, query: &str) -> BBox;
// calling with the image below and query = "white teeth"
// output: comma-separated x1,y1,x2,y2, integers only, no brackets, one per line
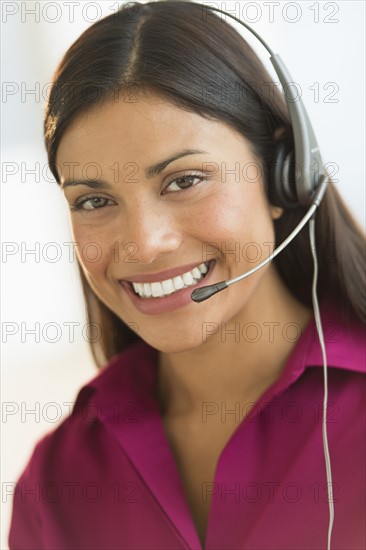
130,261,210,299
151,282,163,297
162,279,175,294
182,271,194,285
173,275,185,290
143,283,152,298
132,282,146,296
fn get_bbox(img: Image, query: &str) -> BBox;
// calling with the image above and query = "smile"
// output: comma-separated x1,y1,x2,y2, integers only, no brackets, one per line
130,261,210,298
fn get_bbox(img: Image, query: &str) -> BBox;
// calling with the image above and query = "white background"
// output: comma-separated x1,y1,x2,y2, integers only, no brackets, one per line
1,1,365,547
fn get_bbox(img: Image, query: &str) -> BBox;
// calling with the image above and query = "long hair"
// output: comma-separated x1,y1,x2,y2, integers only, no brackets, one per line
44,0,366,368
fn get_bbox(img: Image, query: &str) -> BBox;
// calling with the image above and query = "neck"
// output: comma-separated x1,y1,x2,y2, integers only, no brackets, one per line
156,266,313,420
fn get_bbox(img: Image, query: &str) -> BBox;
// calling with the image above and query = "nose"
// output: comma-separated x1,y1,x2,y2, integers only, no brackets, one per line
119,197,183,265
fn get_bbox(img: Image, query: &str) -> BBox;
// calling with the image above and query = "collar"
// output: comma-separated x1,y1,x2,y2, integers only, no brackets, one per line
71,296,365,417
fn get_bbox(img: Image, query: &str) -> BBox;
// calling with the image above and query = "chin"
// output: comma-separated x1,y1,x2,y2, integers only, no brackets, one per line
141,330,211,355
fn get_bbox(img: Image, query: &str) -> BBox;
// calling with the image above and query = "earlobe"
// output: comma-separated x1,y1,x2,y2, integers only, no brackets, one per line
270,205,284,220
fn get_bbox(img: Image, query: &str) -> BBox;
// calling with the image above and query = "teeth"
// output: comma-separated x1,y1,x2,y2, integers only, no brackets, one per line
162,279,175,295
173,276,185,290
151,282,163,297
182,271,194,285
143,283,152,298
131,262,210,299
136,283,144,296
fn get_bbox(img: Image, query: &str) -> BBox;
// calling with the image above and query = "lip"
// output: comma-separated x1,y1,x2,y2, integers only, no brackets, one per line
119,260,216,315
120,261,210,284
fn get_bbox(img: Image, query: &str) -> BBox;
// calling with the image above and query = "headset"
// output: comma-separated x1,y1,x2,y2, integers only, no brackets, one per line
189,5,333,549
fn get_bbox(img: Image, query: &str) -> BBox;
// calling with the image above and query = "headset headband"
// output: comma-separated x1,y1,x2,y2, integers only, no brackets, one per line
204,5,324,206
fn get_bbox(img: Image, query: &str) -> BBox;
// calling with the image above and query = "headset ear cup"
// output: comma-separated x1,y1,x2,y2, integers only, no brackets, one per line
270,140,299,208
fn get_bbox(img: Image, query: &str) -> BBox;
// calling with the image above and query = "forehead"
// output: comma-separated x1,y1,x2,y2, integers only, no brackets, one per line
56,89,250,177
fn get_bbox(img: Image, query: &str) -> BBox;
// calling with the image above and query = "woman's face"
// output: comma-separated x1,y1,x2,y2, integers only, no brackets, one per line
57,89,282,352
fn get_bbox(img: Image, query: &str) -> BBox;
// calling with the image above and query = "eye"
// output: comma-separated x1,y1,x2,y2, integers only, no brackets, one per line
164,172,206,193
70,196,115,213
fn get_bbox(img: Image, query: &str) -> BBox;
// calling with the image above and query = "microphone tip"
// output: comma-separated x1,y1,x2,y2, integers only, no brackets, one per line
191,281,228,303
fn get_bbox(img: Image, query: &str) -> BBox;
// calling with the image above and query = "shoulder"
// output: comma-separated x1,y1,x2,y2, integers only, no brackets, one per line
272,295,365,418
301,295,365,376
296,296,365,424
9,340,160,549
17,339,158,480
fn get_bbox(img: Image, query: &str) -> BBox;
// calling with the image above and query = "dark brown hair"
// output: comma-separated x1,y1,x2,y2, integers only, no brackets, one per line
44,0,365,368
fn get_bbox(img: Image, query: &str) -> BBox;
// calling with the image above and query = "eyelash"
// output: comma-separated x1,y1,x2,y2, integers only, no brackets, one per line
69,172,206,213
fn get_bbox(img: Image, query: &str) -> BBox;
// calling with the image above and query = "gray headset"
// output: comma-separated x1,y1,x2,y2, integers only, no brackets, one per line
205,5,325,209
191,5,329,303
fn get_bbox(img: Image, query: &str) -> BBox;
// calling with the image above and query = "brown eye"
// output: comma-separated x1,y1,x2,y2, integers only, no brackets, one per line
70,196,114,212
165,173,205,193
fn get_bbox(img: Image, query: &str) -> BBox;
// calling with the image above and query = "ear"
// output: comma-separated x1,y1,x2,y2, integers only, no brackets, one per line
270,205,284,220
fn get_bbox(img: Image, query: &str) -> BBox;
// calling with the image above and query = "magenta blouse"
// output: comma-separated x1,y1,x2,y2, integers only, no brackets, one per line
8,298,365,549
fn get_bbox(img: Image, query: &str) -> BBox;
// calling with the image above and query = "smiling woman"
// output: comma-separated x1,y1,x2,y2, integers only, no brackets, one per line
8,1,365,549
56,95,288,345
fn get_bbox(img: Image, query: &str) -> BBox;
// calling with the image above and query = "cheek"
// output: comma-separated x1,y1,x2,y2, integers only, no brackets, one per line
71,225,113,280
197,187,274,261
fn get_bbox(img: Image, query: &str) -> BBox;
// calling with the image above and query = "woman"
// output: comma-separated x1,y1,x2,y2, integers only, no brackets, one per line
9,1,365,549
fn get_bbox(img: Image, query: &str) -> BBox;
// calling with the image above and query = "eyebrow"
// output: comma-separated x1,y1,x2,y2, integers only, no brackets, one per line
60,148,207,189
